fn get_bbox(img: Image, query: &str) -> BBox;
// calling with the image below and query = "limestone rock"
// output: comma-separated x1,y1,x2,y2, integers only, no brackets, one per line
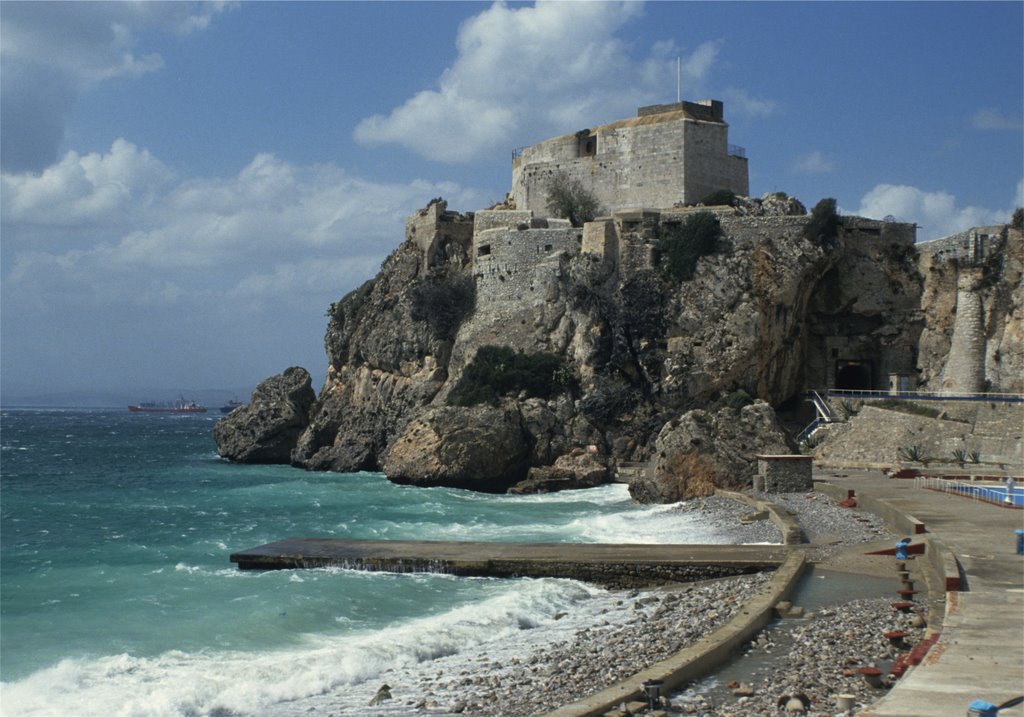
383,404,530,492
213,367,316,464
629,401,790,503
508,448,609,494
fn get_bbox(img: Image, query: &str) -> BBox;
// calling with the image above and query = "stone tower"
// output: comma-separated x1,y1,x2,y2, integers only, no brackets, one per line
511,100,749,217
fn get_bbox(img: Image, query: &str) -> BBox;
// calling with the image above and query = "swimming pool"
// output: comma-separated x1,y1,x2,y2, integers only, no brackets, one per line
944,482,1024,507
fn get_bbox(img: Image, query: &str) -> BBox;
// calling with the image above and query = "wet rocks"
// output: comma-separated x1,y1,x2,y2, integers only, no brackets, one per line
212,366,316,464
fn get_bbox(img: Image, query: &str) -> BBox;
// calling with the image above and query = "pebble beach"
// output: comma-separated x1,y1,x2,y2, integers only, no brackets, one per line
284,490,909,717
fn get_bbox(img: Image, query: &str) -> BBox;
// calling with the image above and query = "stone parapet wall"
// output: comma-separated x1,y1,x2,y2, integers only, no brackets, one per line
754,455,814,493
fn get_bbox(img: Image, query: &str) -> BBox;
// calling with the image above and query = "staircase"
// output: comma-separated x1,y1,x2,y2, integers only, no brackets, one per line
797,390,837,444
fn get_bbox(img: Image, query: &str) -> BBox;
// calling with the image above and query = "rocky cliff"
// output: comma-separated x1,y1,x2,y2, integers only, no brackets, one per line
214,196,1020,500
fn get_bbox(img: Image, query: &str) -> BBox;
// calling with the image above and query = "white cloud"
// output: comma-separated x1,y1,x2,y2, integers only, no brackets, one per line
853,183,1018,241
972,107,1023,131
720,87,777,117
2,140,486,296
1,140,488,392
354,1,728,163
0,2,231,172
791,151,835,175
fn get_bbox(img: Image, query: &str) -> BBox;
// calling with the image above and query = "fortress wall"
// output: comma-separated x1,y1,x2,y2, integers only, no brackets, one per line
916,225,1005,264
472,227,581,303
680,121,748,203
473,209,535,233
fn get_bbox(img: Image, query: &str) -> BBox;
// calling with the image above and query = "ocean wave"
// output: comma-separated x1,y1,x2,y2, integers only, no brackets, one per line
0,578,602,717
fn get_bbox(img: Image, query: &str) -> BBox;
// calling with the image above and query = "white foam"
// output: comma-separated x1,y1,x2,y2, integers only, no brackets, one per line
0,578,604,717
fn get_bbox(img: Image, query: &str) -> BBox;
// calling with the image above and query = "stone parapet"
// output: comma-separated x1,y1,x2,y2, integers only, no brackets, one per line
754,454,814,493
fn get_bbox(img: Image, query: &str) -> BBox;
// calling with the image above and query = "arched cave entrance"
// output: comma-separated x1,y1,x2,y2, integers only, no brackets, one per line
835,361,874,391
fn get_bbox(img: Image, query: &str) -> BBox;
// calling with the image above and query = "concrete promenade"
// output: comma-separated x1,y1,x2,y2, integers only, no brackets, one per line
820,470,1024,717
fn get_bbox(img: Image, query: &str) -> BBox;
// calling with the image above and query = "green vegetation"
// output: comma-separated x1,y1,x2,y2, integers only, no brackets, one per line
410,273,476,341
448,346,576,406
969,449,982,464
839,399,861,417
711,389,754,412
801,431,825,451
898,444,923,462
657,211,722,282
327,278,375,325
951,447,968,465
1012,207,1023,230
803,197,840,246
699,188,737,207
545,172,599,227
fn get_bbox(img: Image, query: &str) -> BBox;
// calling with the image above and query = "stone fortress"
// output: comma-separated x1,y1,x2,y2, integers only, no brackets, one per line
216,97,1022,489
404,99,1022,400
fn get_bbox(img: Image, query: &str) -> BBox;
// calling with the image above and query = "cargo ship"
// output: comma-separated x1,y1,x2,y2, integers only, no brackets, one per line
128,399,207,414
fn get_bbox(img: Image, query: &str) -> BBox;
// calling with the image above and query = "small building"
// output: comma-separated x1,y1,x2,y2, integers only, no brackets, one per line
511,100,749,218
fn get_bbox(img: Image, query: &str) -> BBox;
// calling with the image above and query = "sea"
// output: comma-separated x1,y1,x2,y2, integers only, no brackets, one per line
1,408,750,717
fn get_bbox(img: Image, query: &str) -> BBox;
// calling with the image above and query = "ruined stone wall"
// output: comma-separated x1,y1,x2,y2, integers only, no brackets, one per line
471,226,581,306
405,200,473,268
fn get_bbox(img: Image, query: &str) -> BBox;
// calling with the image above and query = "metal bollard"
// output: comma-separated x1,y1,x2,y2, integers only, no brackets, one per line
895,538,912,560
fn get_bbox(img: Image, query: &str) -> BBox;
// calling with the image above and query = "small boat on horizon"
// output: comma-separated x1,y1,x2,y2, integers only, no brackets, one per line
128,398,207,414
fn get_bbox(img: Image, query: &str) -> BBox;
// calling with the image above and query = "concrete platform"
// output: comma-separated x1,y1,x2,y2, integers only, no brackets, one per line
819,469,1024,717
230,538,791,588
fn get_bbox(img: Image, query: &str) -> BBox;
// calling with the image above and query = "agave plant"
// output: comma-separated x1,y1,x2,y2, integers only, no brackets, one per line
952,447,968,465
969,449,982,464
899,444,923,463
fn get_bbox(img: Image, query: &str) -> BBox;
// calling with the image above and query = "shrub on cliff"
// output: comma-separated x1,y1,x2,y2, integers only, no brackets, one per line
410,273,476,341
545,172,599,227
657,212,722,282
1012,207,1023,230
448,346,576,406
327,278,375,328
804,198,840,246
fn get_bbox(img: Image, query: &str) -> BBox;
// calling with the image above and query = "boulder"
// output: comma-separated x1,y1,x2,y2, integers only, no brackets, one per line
508,448,610,494
213,367,316,464
629,401,790,503
382,404,530,492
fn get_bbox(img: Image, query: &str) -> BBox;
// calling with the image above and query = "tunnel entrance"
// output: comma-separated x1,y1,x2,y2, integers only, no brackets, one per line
835,361,873,391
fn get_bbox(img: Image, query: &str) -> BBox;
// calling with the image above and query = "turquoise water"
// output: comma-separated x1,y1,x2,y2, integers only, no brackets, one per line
0,409,747,717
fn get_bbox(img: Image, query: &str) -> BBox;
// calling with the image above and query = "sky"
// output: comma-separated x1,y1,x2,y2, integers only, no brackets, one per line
2,1,1022,402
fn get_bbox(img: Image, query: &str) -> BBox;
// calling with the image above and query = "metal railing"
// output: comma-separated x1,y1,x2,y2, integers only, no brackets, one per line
820,388,1024,403
915,475,1022,507
728,144,746,159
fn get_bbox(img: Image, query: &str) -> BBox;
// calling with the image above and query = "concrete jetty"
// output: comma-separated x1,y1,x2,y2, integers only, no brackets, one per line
230,538,791,588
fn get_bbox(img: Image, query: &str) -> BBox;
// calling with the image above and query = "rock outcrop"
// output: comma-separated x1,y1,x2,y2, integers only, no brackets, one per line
508,448,610,494
382,403,530,492
628,401,790,503
213,367,316,464
212,190,1021,499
